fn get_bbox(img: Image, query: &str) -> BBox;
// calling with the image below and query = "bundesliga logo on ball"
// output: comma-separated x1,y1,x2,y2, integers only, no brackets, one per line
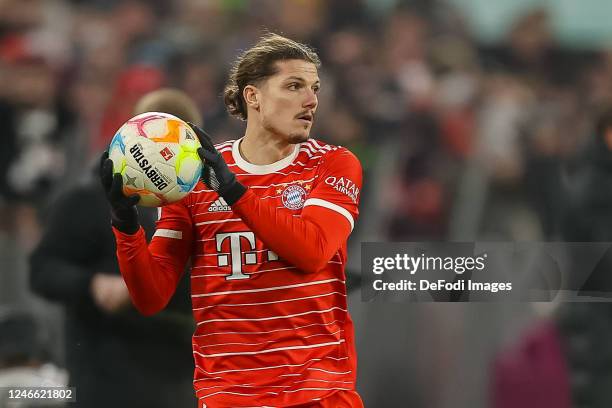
107,112,203,207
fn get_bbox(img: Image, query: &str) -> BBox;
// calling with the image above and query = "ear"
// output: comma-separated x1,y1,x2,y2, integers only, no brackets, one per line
243,85,260,111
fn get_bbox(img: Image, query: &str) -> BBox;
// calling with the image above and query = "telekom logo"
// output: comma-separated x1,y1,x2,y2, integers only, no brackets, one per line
215,232,279,280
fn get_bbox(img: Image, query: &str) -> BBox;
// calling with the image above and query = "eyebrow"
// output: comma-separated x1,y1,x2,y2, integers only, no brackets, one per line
285,76,321,85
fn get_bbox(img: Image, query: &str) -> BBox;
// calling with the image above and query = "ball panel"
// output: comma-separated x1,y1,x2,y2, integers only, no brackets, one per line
118,122,140,139
126,112,183,142
131,189,163,207
122,165,144,190
180,125,200,145
123,138,150,171
142,161,174,195
176,152,202,193
109,132,127,174
109,153,126,175
109,132,126,154
149,118,182,144
163,184,188,204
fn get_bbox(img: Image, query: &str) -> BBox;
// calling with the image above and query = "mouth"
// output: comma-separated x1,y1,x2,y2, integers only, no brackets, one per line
296,112,313,124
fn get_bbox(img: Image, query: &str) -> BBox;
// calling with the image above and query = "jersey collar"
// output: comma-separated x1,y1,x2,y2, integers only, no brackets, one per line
231,138,300,175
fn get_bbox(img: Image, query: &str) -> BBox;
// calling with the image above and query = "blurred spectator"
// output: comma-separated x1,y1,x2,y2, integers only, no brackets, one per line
493,107,612,408
0,309,68,407
561,107,612,241
558,107,612,372
0,36,73,204
28,89,200,408
492,320,570,408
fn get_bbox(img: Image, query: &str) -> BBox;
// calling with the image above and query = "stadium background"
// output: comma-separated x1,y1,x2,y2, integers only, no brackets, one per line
2,0,612,406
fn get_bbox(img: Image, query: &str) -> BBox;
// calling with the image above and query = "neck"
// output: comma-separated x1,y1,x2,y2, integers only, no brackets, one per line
240,120,296,165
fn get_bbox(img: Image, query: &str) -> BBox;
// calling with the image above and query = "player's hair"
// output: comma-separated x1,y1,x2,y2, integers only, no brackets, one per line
223,33,321,121
133,88,203,126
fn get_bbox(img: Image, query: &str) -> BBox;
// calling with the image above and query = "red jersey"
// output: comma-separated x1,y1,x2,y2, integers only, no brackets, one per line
113,138,363,407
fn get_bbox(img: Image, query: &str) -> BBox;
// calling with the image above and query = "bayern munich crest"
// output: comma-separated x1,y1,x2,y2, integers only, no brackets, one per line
281,184,307,210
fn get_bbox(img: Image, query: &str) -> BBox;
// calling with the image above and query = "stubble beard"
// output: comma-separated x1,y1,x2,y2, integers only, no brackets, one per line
287,131,309,144
286,119,313,144
262,118,310,144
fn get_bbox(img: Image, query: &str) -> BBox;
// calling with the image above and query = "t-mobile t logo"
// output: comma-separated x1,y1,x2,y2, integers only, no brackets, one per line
215,232,280,280
216,232,257,280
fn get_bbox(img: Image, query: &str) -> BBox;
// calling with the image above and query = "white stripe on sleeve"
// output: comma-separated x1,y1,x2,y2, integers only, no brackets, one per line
153,229,183,239
303,198,354,231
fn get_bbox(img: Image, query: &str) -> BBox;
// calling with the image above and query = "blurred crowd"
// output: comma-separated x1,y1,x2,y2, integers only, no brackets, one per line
1,0,610,247
3,0,612,406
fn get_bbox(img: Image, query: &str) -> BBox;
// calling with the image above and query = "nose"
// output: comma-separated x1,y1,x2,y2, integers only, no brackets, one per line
303,89,318,111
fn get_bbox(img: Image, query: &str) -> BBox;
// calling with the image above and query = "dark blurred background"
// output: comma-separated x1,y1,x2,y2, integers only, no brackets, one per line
3,0,612,407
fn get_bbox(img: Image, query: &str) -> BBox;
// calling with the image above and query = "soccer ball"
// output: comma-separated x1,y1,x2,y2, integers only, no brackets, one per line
108,112,202,207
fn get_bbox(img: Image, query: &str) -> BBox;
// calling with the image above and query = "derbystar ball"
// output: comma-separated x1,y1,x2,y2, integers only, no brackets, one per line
108,112,202,207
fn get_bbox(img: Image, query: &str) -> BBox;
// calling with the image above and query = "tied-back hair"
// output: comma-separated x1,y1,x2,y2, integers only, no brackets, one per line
223,33,321,121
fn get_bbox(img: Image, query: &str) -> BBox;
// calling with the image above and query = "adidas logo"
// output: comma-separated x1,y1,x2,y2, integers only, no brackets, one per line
208,197,231,212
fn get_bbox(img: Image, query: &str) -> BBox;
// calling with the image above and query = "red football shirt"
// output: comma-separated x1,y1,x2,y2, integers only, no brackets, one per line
113,138,362,407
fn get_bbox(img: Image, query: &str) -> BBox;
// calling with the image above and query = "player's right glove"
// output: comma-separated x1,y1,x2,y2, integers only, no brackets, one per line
99,151,140,234
188,122,247,205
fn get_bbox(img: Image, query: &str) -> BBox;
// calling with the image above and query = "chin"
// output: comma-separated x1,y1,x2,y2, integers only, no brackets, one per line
287,131,310,144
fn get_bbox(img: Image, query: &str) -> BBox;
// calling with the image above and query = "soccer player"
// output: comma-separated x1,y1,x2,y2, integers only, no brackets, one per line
101,34,364,408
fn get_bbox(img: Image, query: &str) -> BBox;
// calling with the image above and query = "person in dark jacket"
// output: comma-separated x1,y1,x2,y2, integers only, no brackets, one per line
29,88,202,408
561,108,612,241
556,107,612,407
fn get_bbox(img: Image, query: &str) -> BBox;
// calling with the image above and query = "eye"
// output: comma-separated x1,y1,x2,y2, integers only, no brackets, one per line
288,83,300,91
312,85,320,94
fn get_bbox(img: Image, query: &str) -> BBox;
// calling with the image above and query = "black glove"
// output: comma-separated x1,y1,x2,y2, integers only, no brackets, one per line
188,122,246,205
99,151,140,234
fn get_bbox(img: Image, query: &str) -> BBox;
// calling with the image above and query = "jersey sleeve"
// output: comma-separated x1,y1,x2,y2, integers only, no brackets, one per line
113,198,194,315
303,147,361,231
232,148,363,274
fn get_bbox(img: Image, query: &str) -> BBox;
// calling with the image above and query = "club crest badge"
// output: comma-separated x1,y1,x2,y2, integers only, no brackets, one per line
281,184,307,210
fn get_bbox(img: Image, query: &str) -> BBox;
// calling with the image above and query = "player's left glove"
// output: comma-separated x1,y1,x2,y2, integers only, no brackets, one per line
188,122,246,205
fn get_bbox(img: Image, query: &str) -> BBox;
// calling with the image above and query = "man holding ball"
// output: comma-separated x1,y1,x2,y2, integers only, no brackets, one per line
101,34,364,408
